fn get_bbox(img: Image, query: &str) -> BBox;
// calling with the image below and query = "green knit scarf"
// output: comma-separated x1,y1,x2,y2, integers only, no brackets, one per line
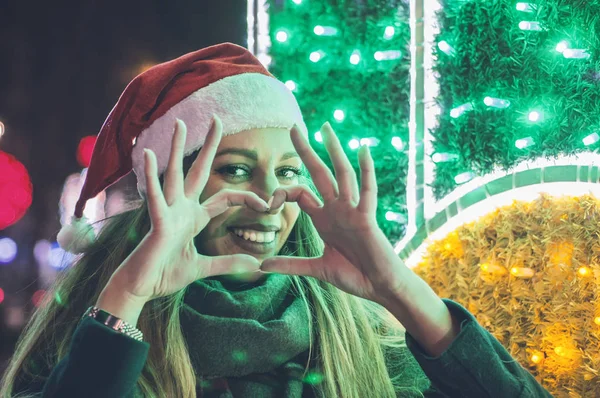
180,273,315,397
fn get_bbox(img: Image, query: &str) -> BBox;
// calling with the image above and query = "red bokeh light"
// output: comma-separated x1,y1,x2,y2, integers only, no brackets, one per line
32,289,47,307
0,151,33,230
77,136,97,168
0,287,4,304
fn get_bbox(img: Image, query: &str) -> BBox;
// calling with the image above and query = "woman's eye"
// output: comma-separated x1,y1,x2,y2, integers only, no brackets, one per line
279,167,303,180
217,165,303,181
218,165,250,179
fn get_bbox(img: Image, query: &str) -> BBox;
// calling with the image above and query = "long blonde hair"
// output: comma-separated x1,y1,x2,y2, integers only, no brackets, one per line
1,182,425,398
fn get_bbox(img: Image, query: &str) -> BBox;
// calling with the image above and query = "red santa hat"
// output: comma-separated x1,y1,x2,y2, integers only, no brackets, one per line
57,42,308,253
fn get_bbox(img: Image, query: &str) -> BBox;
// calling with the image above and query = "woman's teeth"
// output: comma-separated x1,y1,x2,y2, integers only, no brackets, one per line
232,228,276,243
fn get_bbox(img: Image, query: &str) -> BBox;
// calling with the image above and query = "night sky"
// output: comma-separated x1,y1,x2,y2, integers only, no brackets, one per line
0,0,247,371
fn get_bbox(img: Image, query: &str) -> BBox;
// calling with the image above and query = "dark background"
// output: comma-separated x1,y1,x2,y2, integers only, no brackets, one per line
0,0,248,374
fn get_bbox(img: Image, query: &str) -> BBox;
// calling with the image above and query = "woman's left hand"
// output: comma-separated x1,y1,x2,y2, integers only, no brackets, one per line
260,122,406,305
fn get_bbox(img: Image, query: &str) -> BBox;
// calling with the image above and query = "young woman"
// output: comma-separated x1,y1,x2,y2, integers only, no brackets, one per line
0,43,551,398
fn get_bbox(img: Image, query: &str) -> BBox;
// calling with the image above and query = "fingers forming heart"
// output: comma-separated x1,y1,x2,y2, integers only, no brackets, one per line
266,185,323,217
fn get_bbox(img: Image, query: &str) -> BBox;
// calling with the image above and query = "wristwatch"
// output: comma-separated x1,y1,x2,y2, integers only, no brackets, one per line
83,306,144,342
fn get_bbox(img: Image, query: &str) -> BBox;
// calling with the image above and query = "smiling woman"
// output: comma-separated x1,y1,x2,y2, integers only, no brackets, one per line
1,42,551,398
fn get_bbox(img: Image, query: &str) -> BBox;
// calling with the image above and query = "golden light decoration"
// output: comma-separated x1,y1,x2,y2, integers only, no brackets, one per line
480,262,507,275
577,266,591,277
414,194,600,396
509,266,535,279
531,350,544,364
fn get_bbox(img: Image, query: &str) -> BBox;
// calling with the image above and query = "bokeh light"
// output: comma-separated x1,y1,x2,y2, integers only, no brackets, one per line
309,51,323,62
77,136,97,168
0,151,33,230
31,289,47,307
383,26,395,39
333,110,345,121
275,30,288,42
284,80,297,91
528,111,541,122
0,237,17,263
48,241,75,269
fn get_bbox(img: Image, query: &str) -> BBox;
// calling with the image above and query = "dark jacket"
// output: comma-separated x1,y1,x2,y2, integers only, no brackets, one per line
13,299,553,397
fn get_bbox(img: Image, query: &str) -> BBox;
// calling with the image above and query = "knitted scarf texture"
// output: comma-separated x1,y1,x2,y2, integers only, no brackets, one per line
180,273,318,397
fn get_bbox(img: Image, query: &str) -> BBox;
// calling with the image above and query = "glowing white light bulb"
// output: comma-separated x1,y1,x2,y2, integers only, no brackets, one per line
348,139,360,150
391,136,404,150
438,40,456,56
432,153,459,163
516,2,535,12
484,96,511,109
528,111,541,122
385,211,407,223
360,137,380,147
374,50,402,61
285,80,297,91
563,49,590,59
556,41,568,53
515,137,535,149
350,50,361,65
583,132,600,146
333,110,345,121
313,26,338,36
314,131,323,143
454,171,476,185
276,31,288,42
519,21,542,31
450,103,473,118
292,0,302,4
310,51,324,62
384,26,395,40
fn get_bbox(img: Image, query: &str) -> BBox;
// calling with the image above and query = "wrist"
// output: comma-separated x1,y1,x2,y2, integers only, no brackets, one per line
95,281,148,327
379,267,461,357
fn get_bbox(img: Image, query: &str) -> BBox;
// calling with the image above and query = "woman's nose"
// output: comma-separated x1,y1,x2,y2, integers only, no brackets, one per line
253,172,282,212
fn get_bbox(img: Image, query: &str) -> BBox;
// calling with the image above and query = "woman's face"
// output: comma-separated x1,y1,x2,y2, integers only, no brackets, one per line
194,127,303,283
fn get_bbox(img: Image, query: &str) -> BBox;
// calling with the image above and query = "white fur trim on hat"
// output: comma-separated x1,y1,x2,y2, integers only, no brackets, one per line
57,216,96,254
131,73,309,196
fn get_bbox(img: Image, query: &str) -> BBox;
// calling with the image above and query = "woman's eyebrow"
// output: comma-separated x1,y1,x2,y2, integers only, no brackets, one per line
215,148,300,161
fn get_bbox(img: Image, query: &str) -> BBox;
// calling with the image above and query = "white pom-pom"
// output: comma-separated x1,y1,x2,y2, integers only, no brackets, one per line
57,216,96,254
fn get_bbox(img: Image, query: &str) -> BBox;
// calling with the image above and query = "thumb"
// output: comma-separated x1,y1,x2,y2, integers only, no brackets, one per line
260,256,323,279
203,254,261,278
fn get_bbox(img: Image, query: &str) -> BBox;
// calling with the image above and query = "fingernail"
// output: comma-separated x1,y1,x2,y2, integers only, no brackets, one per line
211,114,220,130
264,197,274,212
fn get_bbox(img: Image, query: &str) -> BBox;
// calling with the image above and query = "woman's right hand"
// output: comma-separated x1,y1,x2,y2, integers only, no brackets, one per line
107,116,270,302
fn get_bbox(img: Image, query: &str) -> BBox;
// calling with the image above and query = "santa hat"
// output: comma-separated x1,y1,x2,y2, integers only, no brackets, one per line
57,42,308,254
